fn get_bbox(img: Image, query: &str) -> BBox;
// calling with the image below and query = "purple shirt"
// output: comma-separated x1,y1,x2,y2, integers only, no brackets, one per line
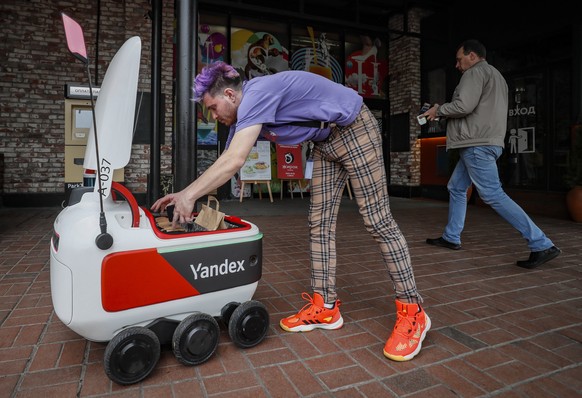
227,71,363,147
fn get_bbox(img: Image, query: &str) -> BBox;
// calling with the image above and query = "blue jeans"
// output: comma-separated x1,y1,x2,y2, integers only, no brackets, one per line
442,146,553,252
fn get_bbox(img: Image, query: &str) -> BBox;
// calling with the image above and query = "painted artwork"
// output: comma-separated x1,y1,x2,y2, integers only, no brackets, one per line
198,24,227,65
231,28,289,80
196,24,227,146
345,35,388,98
290,26,342,83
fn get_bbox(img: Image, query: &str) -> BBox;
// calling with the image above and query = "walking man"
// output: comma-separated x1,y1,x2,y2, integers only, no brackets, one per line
423,39,560,268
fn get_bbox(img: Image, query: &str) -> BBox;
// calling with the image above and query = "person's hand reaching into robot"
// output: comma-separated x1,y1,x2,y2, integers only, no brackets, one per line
151,190,195,227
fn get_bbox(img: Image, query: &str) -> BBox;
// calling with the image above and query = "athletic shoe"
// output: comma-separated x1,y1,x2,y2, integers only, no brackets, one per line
280,292,343,332
383,300,431,361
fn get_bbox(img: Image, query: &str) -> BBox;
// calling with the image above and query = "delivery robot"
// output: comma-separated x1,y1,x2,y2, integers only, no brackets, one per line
50,14,269,385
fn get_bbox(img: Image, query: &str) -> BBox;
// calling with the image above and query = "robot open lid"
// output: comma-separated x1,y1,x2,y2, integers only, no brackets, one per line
52,13,268,385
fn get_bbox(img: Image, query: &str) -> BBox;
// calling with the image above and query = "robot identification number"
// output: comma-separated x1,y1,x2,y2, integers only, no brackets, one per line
97,157,113,197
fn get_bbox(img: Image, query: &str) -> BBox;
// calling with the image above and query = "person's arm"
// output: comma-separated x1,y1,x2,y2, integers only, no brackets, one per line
151,124,262,224
436,69,484,119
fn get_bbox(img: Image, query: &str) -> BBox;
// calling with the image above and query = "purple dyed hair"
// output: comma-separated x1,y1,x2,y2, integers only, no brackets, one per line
192,61,242,102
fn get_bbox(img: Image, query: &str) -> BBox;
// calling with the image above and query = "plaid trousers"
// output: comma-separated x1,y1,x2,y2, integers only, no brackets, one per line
309,104,422,304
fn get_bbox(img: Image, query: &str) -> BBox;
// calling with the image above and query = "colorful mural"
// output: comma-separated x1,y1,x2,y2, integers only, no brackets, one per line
345,36,388,98
231,28,289,80
290,27,342,83
195,24,228,146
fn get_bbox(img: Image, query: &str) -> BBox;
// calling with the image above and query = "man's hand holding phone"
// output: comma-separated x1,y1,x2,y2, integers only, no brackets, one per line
417,103,439,125
417,102,431,125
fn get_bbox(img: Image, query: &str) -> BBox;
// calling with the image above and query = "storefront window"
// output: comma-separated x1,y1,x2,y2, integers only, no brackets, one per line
493,31,572,192
549,62,572,190
344,33,388,99
501,74,546,188
231,17,289,81
500,63,572,191
192,12,393,198
290,25,342,83
197,13,228,147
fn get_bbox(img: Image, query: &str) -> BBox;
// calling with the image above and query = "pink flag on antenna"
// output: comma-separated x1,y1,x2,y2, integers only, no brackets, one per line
61,13,88,63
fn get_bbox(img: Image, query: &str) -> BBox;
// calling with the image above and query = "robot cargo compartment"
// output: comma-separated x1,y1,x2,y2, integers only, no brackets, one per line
147,212,252,238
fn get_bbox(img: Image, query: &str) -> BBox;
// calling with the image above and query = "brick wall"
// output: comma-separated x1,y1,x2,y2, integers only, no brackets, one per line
388,8,429,188
0,1,426,200
0,0,174,197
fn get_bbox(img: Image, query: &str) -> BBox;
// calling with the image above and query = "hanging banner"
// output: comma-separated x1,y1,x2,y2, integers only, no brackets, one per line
276,144,303,179
241,140,271,180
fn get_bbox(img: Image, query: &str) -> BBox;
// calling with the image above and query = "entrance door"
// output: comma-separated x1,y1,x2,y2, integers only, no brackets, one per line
501,62,571,190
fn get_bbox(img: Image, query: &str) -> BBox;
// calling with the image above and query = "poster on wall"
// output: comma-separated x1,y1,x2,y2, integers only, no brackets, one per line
345,35,388,98
198,24,228,66
290,26,342,83
195,24,228,146
231,28,289,80
240,140,271,180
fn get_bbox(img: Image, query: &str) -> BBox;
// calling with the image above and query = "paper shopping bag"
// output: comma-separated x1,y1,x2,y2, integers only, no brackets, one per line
194,195,227,231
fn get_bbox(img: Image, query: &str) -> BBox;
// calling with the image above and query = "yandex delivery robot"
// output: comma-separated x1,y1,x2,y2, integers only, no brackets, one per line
50,14,269,385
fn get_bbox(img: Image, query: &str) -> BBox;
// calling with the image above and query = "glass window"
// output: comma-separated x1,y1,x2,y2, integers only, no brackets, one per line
500,66,572,191
344,33,388,99
427,68,446,105
549,62,572,190
196,13,228,147
501,74,545,188
231,17,289,81
290,25,342,83
198,14,228,69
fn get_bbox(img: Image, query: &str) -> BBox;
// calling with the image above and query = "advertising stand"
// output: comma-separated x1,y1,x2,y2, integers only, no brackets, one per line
276,144,306,199
240,140,273,202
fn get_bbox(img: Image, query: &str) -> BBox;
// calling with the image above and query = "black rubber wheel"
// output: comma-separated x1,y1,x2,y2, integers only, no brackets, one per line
172,312,220,365
228,300,269,348
220,301,239,326
104,326,160,385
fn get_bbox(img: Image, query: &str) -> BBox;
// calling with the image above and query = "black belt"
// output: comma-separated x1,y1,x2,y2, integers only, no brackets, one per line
279,121,330,129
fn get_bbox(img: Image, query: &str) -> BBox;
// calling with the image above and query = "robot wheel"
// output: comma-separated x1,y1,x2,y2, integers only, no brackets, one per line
104,326,160,385
172,312,220,366
228,300,269,348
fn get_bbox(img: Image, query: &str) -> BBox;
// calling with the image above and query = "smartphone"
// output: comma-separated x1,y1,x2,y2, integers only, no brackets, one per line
417,103,431,125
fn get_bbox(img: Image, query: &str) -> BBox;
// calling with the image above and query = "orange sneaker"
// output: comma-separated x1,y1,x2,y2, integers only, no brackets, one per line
280,292,343,332
383,300,431,361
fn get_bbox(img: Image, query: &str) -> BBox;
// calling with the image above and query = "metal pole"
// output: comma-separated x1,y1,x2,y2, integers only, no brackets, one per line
148,0,162,206
574,24,582,122
175,0,198,192
95,0,101,85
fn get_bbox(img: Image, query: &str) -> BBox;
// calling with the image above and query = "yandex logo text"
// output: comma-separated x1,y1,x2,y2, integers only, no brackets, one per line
190,259,246,280
159,238,263,295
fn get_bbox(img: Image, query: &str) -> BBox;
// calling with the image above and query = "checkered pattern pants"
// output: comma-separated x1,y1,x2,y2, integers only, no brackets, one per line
309,104,422,304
